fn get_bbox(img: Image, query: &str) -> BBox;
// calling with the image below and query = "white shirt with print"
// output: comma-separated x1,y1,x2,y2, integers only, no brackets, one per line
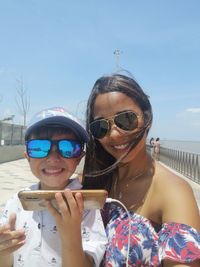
0,179,107,267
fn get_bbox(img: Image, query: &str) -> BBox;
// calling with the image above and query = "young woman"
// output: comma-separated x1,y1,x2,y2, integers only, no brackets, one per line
154,137,161,161
83,74,200,267
149,137,155,158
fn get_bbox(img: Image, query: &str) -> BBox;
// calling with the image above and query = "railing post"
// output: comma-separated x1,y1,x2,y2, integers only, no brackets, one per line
157,145,200,185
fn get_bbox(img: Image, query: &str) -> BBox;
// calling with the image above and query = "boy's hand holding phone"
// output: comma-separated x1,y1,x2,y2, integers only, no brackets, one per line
0,213,26,256
18,189,108,211
47,189,95,266
46,189,83,246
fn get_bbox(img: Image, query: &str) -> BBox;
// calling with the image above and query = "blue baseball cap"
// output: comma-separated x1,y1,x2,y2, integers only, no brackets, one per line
25,107,89,142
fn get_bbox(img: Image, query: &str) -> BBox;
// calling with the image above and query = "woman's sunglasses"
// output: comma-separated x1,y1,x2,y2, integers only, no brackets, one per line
26,139,83,159
89,111,141,139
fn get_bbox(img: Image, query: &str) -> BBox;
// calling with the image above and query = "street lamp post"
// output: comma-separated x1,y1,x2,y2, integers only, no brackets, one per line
113,49,123,71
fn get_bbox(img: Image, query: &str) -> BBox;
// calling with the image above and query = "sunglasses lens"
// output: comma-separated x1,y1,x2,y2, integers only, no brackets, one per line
27,140,51,158
59,140,82,158
115,111,138,131
90,120,109,139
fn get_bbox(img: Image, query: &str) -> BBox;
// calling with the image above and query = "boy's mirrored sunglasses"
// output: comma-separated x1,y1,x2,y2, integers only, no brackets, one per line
26,139,83,159
90,111,141,139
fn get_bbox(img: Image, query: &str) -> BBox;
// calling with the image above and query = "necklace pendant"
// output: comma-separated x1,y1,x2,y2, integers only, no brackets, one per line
119,192,122,199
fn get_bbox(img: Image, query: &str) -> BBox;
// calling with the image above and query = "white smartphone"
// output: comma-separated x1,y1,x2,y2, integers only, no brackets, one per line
18,189,108,211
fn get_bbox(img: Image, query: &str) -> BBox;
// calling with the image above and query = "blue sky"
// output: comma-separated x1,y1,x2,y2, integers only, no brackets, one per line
0,0,200,141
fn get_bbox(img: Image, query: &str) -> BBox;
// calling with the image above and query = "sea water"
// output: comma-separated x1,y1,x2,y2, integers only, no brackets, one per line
159,140,200,154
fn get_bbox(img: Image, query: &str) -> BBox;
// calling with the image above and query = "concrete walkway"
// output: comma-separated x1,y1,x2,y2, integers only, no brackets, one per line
0,159,37,212
0,159,200,212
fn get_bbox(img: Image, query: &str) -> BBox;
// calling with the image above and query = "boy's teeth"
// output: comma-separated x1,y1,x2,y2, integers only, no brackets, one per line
45,169,62,174
114,143,129,150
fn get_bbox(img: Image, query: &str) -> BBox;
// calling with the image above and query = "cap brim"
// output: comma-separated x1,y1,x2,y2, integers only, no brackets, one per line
25,116,89,142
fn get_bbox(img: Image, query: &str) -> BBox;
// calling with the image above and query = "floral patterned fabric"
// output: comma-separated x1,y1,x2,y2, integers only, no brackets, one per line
101,203,200,267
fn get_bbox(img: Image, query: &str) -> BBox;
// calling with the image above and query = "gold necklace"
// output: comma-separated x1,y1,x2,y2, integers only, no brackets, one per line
113,168,147,200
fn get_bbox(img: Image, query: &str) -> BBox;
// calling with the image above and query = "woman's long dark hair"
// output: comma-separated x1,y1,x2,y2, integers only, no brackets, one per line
82,73,153,192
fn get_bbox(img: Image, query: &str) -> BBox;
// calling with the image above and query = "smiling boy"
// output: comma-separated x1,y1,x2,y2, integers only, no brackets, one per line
0,107,107,267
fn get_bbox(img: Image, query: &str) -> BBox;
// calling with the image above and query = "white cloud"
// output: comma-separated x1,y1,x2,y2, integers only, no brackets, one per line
0,67,17,76
0,68,7,75
192,122,200,126
186,108,200,113
175,108,200,132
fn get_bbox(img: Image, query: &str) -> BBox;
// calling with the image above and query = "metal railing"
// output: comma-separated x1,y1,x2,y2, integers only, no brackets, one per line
147,145,200,185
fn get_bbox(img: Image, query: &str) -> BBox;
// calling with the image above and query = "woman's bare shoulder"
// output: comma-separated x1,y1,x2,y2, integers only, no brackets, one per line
153,163,200,230
153,162,191,190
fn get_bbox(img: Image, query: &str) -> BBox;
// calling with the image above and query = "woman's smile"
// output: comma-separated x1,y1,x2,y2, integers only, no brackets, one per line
113,142,130,150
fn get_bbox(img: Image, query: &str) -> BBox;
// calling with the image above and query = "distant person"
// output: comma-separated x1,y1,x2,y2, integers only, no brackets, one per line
149,137,155,157
0,107,107,267
83,73,200,266
154,137,160,161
